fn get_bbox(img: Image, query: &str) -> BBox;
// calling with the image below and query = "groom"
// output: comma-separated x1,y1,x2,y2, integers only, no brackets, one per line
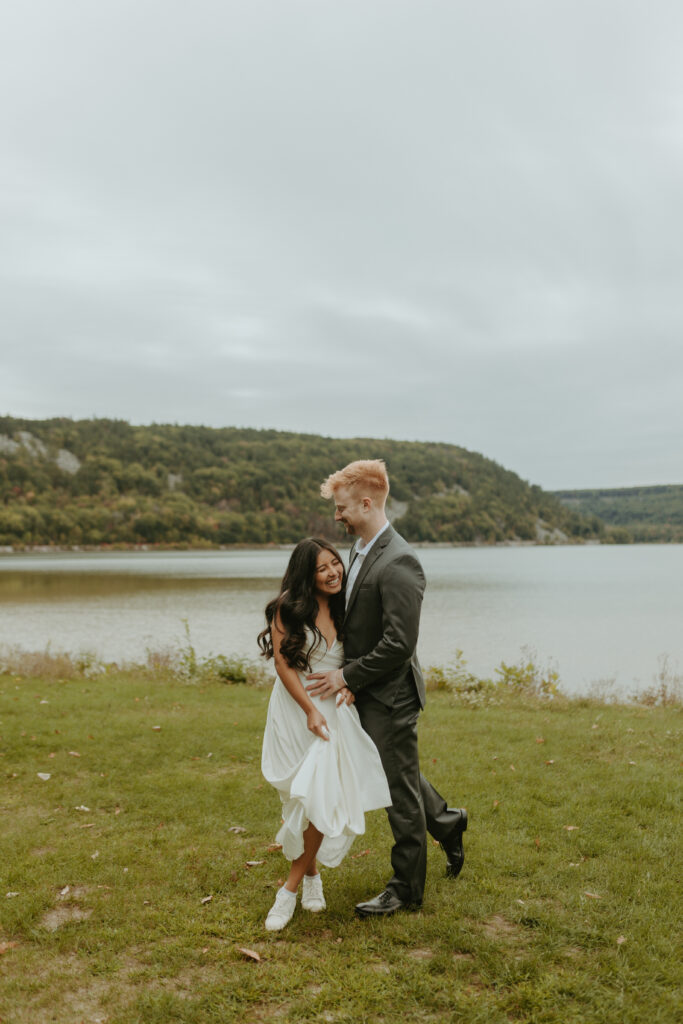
306,459,467,916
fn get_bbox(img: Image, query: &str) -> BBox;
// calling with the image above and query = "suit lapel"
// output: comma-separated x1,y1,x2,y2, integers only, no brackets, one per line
344,525,394,621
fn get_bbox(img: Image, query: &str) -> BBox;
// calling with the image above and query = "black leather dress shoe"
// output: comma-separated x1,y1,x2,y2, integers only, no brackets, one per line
355,890,416,918
440,808,468,878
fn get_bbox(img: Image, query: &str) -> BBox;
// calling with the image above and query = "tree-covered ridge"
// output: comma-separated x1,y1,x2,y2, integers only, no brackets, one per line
554,485,683,543
0,415,607,547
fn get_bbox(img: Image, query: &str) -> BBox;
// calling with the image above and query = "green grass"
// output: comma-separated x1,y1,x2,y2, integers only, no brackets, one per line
0,669,681,1023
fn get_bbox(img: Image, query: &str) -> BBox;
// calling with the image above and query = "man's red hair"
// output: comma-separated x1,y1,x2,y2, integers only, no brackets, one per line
320,459,390,501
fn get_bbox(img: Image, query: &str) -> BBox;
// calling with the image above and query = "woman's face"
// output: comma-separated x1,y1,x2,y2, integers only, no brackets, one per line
314,548,344,597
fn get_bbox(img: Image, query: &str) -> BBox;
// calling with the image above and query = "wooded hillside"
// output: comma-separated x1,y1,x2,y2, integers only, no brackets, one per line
0,416,608,547
554,485,683,542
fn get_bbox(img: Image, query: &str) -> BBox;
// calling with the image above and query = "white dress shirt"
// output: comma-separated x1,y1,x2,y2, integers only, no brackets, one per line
345,520,390,606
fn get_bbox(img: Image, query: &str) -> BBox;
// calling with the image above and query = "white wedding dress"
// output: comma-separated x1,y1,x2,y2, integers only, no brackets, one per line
261,629,391,867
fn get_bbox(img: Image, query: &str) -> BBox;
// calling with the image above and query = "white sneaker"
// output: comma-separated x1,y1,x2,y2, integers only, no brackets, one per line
265,887,297,931
301,873,326,912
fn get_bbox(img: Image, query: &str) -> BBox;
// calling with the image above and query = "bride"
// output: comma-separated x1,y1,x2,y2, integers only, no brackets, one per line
258,538,390,931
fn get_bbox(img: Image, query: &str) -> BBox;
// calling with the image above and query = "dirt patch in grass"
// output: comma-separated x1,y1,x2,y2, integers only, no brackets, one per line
407,947,434,960
243,1001,293,1022
371,961,391,974
56,884,91,901
170,964,228,997
39,905,93,931
5,953,127,1024
480,914,524,941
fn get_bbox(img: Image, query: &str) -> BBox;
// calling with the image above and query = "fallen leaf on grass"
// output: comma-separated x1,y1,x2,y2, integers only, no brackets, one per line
201,895,213,905
5,892,20,899
535,737,545,744
68,751,81,757
59,886,70,896
79,823,94,829
266,843,282,852
351,848,371,859
245,860,265,868
563,825,579,831
237,946,262,962
628,761,636,766
584,891,602,899
616,935,626,945
152,726,161,732
492,800,500,809
545,760,555,765
509,764,516,771
37,773,51,781
0,941,19,954
75,806,90,812
534,837,540,849
201,946,210,954
91,851,100,860
228,826,246,834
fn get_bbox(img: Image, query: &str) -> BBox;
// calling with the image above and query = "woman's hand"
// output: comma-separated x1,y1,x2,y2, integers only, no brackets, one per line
336,687,355,707
307,707,330,740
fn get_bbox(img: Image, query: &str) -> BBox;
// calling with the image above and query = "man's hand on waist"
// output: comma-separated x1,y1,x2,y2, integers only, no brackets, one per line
305,668,346,700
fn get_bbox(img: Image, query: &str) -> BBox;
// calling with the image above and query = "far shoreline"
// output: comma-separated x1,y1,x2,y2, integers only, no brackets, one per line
1,538,667,558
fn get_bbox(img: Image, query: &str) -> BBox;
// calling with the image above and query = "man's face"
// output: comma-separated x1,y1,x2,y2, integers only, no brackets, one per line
332,486,366,535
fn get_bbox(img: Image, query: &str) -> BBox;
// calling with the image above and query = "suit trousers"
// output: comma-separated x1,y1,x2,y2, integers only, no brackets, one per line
356,677,464,904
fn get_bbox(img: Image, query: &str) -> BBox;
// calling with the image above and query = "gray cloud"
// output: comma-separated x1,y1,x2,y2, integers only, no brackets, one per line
1,0,682,488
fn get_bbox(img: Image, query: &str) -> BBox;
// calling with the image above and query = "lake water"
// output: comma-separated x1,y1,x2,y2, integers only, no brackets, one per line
0,545,681,697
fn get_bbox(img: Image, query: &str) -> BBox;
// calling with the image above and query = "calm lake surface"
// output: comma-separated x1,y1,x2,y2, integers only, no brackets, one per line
0,545,681,697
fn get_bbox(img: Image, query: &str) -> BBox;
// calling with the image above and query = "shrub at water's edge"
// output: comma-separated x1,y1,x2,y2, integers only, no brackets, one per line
424,649,682,707
2,640,680,707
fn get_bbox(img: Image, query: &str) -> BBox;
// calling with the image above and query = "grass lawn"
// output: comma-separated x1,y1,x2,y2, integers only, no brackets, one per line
0,668,681,1023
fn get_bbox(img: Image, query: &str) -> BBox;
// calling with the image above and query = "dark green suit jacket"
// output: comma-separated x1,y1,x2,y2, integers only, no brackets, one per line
342,525,427,708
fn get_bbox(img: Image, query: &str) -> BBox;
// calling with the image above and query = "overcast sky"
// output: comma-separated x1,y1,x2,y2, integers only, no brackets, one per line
1,1,682,490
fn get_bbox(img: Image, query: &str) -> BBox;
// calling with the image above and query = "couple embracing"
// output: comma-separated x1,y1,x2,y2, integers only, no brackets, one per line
258,459,468,931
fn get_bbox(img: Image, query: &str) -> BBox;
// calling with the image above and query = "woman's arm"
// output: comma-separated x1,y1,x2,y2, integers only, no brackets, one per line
272,613,329,740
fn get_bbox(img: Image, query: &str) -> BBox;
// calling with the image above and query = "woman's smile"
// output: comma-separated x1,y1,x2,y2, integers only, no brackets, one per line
315,550,344,594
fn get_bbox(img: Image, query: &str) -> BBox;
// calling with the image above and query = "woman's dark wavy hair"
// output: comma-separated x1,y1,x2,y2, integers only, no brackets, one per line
257,538,346,671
